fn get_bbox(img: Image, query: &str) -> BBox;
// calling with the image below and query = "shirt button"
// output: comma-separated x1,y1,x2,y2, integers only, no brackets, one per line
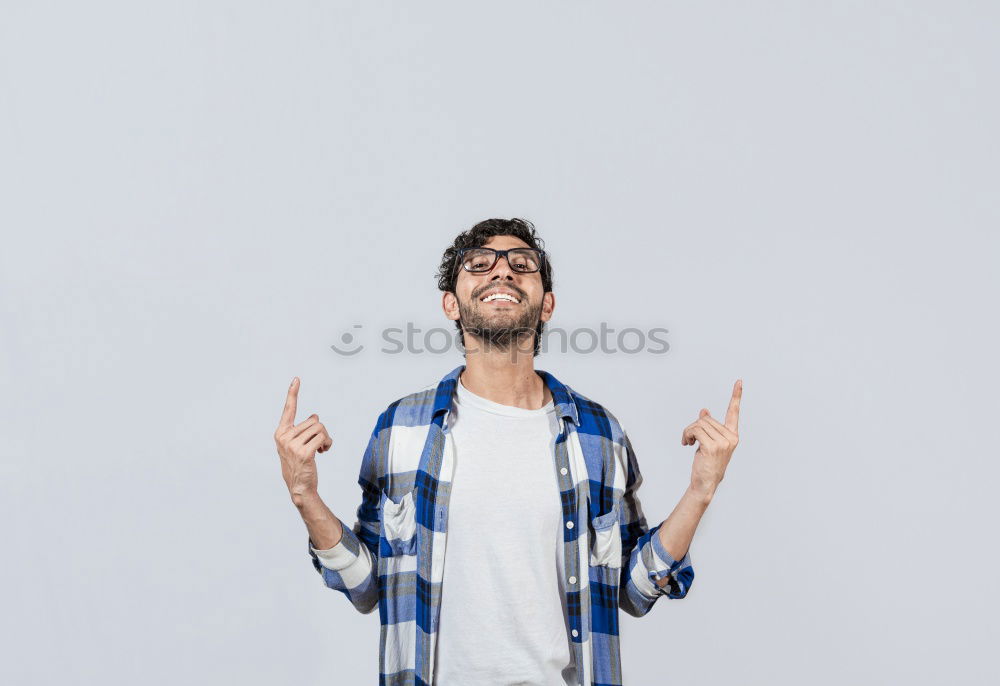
571,629,579,637
569,576,577,584
560,467,568,475
565,521,574,529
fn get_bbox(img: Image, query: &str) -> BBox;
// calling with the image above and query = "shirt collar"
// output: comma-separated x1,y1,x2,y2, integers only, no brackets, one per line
432,364,580,426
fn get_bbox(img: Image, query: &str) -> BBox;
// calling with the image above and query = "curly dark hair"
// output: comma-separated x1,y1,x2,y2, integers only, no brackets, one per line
436,218,553,357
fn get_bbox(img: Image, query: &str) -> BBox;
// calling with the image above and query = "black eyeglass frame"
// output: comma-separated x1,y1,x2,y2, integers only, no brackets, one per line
454,247,548,275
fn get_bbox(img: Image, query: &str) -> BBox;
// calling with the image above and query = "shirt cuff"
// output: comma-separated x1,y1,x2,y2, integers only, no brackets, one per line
309,524,364,572
647,525,694,599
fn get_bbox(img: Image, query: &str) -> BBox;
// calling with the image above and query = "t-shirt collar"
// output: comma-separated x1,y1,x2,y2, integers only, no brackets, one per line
432,364,579,426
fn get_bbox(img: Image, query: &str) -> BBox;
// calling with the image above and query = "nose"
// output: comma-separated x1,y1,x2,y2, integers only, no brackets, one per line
489,256,516,281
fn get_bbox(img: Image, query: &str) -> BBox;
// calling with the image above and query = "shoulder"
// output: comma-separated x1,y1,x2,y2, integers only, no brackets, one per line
561,382,629,448
369,379,442,435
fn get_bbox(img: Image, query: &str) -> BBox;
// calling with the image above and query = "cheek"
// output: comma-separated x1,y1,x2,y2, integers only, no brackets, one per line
455,277,481,304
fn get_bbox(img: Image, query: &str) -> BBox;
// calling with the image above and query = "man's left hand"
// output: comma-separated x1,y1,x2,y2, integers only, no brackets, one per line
682,379,742,496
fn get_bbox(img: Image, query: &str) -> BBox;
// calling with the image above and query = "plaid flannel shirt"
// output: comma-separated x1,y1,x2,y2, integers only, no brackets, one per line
307,364,694,686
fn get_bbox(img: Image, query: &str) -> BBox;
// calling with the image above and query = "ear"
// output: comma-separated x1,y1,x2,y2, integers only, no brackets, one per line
539,291,556,323
442,291,461,321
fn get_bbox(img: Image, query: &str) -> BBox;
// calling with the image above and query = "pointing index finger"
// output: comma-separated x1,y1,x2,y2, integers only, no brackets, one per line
724,378,742,432
279,377,300,429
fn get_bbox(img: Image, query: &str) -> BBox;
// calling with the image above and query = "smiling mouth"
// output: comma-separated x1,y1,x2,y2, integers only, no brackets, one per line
480,292,521,304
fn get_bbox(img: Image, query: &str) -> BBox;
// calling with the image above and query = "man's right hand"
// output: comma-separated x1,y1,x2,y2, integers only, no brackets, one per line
274,377,333,506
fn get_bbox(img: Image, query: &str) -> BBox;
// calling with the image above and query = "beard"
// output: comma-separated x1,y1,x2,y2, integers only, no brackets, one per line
457,295,543,353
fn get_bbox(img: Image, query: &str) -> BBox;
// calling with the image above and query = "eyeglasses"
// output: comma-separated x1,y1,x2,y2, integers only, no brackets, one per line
456,247,546,274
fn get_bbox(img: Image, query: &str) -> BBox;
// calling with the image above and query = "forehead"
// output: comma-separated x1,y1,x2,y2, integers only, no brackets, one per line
477,234,532,250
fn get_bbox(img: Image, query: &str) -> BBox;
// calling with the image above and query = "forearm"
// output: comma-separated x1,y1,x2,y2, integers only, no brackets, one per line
295,491,345,550
654,483,714,589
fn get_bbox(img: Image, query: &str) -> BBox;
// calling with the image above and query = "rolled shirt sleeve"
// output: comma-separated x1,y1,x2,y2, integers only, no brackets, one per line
618,428,696,616
307,523,379,614
645,523,695,599
305,416,386,615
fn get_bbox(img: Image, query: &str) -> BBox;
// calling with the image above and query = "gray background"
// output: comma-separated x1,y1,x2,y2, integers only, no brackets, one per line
2,2,997,684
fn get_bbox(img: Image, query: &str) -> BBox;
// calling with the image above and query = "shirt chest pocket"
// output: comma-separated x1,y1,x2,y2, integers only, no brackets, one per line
380,490,418,557
589,504,623,569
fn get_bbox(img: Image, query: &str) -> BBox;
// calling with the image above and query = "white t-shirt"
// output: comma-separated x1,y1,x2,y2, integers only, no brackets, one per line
433,376,576,686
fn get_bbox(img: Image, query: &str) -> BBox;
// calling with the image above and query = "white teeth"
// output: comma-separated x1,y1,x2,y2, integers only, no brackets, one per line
482,293,519,303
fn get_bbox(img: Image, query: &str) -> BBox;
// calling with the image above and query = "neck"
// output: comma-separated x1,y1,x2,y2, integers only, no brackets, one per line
458,342,551,409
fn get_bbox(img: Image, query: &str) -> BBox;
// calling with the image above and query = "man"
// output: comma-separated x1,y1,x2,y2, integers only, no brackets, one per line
274,218,742,685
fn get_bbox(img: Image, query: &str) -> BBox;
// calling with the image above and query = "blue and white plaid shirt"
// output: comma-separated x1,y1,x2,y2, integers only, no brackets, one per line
307,364,694,686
